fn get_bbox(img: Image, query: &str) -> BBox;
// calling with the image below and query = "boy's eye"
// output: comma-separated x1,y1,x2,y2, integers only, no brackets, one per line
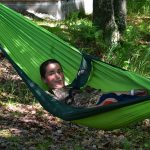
57,69,63,73
48,69,63,75
48,71,55,75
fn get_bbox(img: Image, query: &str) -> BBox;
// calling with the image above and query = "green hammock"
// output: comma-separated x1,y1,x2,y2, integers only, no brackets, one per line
0,4,150,130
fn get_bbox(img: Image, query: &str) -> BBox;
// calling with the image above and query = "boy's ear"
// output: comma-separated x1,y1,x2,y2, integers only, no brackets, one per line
41,77,47,83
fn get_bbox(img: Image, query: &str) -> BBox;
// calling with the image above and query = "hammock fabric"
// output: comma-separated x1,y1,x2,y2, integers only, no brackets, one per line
0,4,150,130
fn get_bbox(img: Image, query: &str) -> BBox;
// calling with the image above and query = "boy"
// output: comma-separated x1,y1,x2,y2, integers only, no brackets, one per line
40,59,147,107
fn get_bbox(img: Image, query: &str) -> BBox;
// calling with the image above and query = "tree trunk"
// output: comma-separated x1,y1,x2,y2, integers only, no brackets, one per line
114,0,127,34
93,0,126,46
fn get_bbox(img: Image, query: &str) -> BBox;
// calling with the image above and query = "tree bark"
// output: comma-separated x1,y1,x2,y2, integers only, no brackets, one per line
93,0,126,46
114,0,127,34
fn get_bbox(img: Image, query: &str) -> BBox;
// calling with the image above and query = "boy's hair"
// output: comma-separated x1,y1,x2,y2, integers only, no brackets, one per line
40,59,62,79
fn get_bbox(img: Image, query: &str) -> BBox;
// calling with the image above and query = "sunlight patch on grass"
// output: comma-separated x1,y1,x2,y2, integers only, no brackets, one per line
0,129,12,138
36,21,58,28
6,103,41,113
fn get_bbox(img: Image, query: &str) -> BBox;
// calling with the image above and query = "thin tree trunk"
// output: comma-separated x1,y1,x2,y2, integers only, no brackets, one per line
93,0,126,46
114,0,127,34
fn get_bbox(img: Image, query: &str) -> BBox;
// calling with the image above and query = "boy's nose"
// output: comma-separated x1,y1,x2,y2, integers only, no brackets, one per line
55,72,61,78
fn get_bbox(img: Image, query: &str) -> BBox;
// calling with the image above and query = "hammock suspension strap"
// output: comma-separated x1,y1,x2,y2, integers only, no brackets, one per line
70,53,93,89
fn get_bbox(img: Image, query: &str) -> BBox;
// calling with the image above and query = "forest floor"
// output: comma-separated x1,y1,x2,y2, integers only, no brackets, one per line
0,57,150,150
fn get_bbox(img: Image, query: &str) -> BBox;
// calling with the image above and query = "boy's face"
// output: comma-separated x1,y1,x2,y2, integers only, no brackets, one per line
43,63,65,89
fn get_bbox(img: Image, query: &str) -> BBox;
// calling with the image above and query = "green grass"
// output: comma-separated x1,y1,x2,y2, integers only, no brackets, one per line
0,80,36,104
110,18,150,77
36,139,52,150
127,0,150,16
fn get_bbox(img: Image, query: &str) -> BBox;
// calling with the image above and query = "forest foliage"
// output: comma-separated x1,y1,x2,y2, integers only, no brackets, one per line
37,0,150,77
